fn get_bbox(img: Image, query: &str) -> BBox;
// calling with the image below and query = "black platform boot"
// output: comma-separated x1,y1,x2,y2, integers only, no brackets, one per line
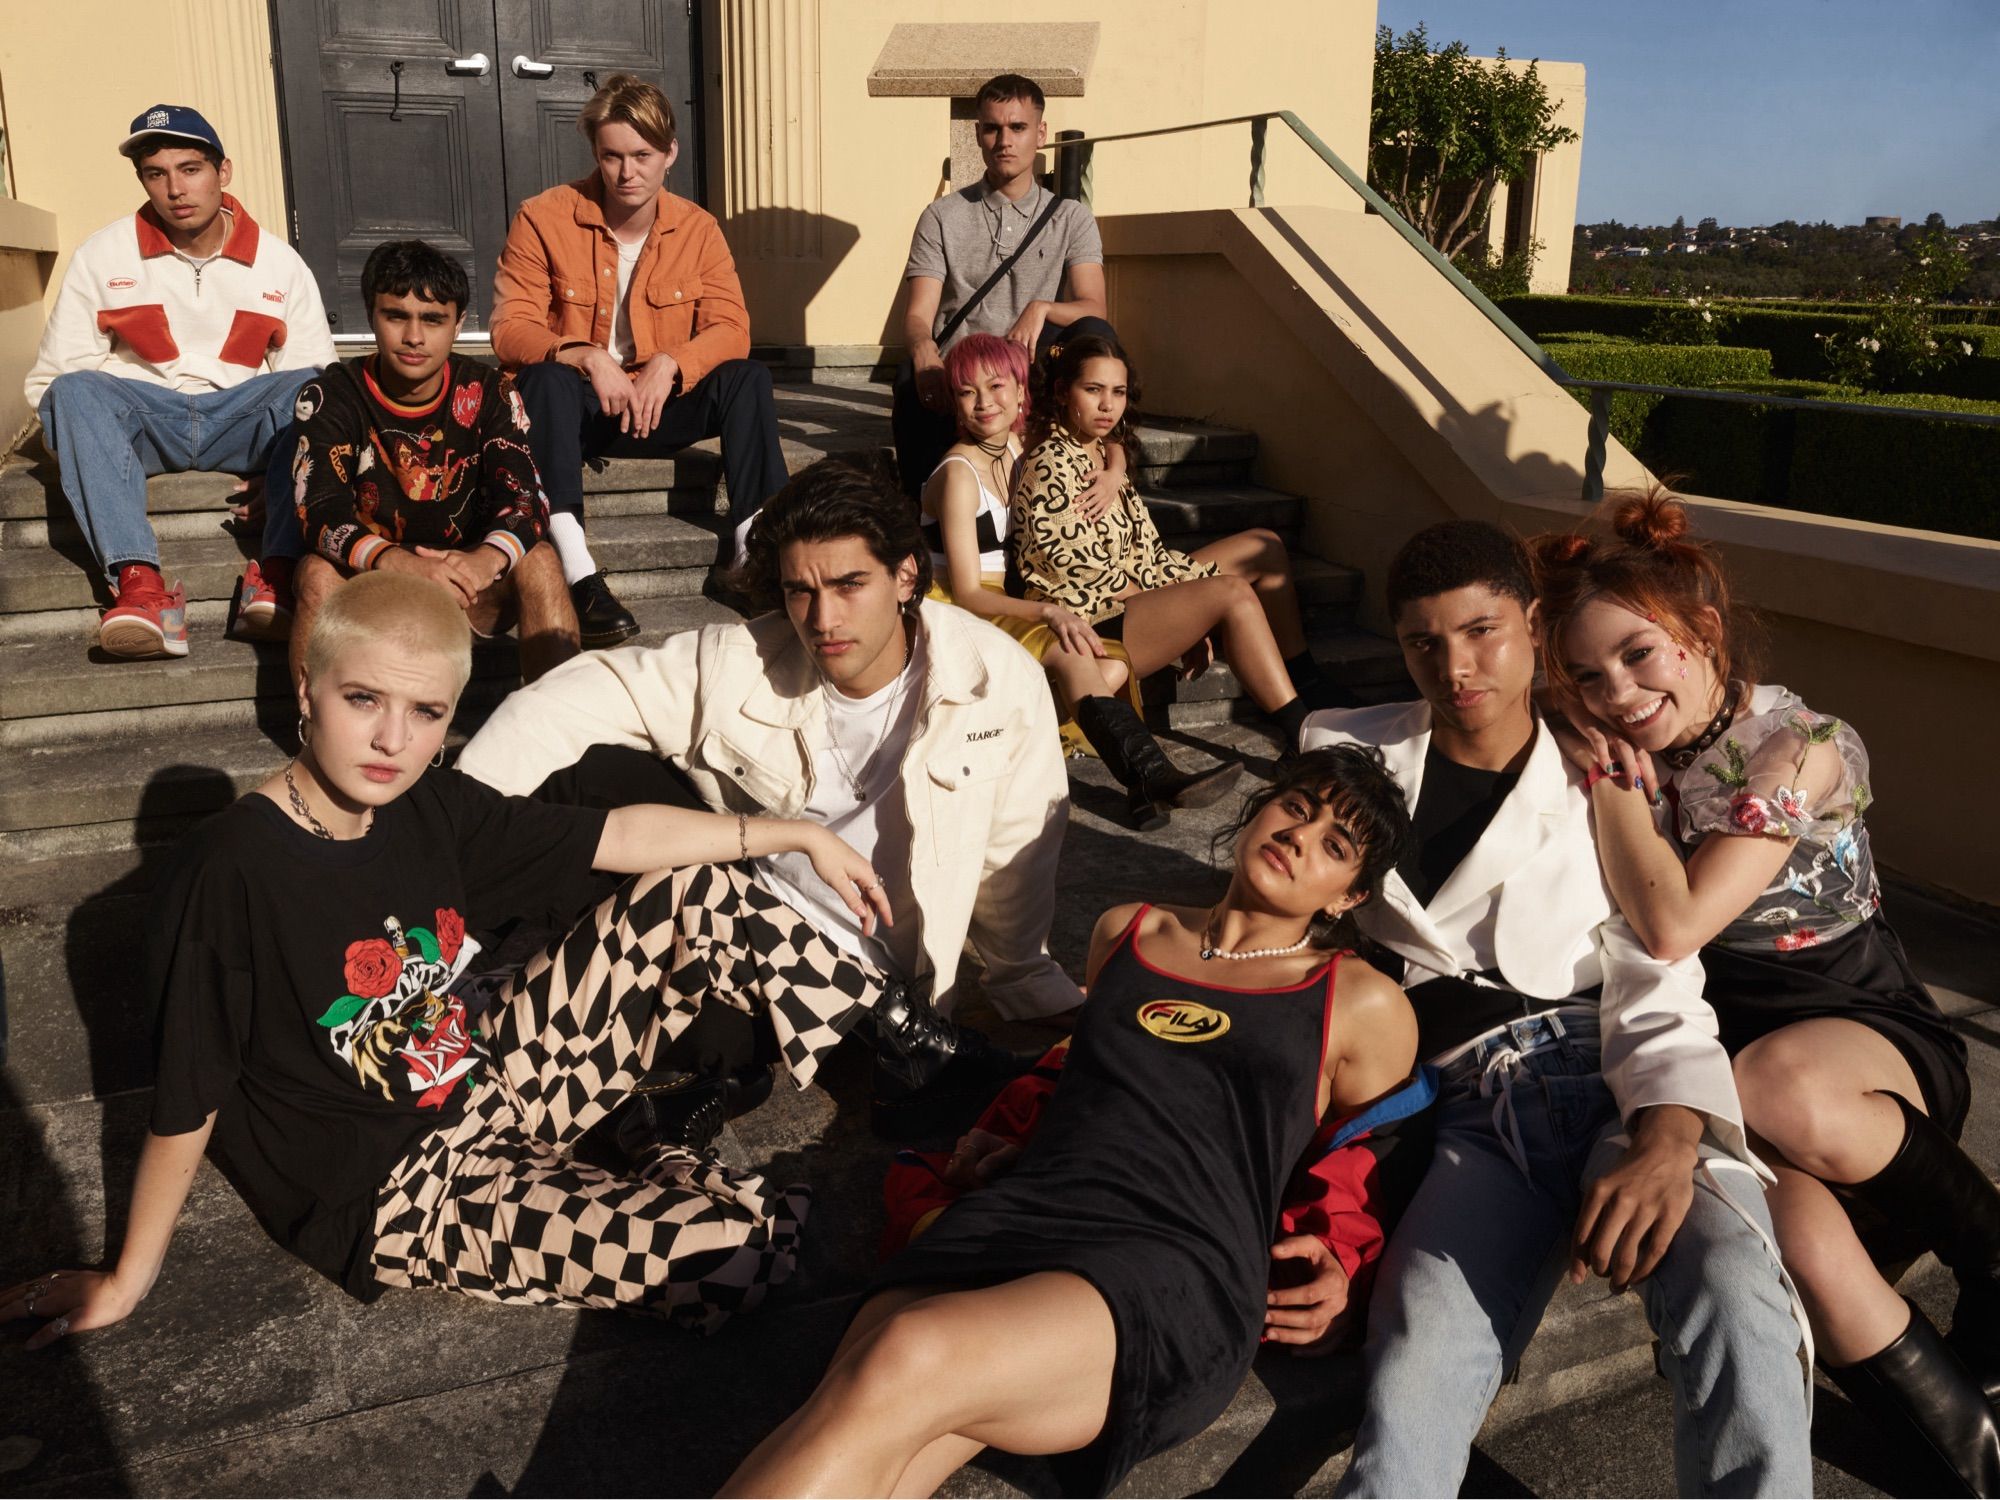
1834,1091,2000,1399
869,978,1030,1141
1073,695,1243,832
1825,1300,2000,1498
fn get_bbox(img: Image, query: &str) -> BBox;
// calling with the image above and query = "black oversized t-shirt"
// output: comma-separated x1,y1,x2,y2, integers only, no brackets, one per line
146,770,607,1298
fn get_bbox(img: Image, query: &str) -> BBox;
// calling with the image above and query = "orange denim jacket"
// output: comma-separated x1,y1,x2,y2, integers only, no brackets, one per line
489,176,751,390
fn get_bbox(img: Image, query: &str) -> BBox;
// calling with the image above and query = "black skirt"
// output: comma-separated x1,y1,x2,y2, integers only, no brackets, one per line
1703,917,1969,1137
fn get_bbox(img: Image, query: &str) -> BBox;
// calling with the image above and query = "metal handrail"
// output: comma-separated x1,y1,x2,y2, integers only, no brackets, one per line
1040,110,2000,510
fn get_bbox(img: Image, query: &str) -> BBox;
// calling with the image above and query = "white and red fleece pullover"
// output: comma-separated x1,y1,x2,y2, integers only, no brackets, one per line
24,195,335,406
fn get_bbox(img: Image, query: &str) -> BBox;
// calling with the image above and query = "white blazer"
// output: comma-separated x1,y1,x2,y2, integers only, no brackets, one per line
1302,699,1753,1163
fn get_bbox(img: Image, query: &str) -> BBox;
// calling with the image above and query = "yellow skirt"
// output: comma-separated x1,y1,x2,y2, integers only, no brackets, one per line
927,578,1144,758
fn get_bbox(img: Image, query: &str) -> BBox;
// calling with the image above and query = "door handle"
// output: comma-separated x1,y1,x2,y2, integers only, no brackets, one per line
511,55,555,79
445,52,491,76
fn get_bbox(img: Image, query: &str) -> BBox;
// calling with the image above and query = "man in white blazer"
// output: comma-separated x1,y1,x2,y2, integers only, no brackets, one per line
1304,521,1809,1497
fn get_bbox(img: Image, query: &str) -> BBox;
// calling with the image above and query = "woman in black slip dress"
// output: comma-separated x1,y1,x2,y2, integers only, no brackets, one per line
1533,491,1999,1498
722,747,1421,1499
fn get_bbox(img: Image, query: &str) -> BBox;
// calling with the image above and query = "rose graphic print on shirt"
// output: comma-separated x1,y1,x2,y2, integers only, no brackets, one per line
316,908,487,1108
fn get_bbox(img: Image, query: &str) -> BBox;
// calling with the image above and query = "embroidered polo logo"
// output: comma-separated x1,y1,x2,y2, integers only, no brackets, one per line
966,728,1002,741
263,290,286,303
1137,999,1230,1044
107,277,137,289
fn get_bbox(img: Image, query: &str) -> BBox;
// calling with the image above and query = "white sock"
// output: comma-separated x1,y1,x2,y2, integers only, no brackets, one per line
548,511,598,585
731,511,759,570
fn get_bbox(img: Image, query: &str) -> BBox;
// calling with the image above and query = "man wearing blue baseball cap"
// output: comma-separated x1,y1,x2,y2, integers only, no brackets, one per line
24,105,336,659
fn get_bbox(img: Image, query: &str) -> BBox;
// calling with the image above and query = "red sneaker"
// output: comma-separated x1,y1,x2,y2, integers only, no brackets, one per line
230,559,293,642
98,564,189,660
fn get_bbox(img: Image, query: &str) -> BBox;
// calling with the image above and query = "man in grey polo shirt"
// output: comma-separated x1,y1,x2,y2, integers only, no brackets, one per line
892,72,1120,497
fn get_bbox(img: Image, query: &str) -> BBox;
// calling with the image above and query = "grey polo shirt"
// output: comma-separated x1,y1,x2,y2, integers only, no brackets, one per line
903,180,1103,352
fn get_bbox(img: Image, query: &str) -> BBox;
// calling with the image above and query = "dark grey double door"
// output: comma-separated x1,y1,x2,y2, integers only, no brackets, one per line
273,0,700,334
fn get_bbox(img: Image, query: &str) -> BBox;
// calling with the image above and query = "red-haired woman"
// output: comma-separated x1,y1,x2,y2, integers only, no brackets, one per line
1532,492,1996,1496
922,333,1237,829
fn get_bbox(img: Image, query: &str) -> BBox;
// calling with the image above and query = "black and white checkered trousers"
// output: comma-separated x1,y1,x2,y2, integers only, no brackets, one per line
368,863,884,1330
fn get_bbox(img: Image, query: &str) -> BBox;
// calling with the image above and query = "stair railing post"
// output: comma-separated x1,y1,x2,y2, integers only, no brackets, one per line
1249,115,1267,207
1054,128,1092,207
1583,386,1610,506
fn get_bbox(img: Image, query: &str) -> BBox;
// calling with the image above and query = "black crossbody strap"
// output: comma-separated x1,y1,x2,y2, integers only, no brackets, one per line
935,191,1065,348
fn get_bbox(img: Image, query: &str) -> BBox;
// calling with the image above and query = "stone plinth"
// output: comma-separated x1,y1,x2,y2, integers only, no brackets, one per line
865,21,1099,98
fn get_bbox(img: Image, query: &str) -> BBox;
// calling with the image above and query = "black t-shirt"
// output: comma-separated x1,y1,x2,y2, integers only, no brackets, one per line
146,770,607,1298
1397,744,1521,908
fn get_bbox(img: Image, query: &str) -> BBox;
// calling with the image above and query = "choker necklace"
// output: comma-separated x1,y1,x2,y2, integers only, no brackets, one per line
1662,682,1742,771
285,760,372,841
1200,906,1314,962
973,435,1011,459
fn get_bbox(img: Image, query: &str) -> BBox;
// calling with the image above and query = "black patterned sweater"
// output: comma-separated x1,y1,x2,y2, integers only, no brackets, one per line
287,353,549,573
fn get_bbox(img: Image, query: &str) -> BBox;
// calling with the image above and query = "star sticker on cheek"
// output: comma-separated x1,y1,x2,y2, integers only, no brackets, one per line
1676,648,1689,679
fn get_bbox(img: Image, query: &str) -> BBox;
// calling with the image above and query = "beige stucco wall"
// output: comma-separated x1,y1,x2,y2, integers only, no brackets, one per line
711,0,1379,348
0,0,287,323
1102,204,2000,904
0,199,60,448
1477,58,1585,296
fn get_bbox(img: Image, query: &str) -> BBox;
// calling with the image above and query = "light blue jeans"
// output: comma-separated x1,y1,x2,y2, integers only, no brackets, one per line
1336,1014,1811,1498
38,368,316,582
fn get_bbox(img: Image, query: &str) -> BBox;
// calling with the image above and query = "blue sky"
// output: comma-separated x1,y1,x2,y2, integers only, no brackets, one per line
1373,1,2000,228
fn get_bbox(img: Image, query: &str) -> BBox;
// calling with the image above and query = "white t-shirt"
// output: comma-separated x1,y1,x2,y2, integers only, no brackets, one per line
751,628,926,978
608,236,645,366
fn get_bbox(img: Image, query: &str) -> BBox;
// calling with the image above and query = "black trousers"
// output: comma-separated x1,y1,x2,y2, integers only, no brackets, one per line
514,358,788,564
891,315,1120,499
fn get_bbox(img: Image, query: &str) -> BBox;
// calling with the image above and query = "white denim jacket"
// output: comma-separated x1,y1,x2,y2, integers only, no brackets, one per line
458,599,1082,1020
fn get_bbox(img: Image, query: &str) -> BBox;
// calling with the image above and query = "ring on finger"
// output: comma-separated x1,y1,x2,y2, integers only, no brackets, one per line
46,1315,70,1340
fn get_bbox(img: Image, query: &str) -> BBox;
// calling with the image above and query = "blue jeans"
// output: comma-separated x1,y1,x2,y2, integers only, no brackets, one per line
38,368,316,582
1336,1014,1811,1498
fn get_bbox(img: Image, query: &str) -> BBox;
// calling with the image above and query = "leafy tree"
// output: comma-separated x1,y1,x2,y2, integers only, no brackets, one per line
1367,24,1579,260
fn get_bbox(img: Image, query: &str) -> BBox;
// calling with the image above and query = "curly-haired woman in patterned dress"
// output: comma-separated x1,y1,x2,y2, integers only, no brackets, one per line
1012,334,1340,750
1532,491,1998,1496
1,571,898,1350
922,333,1238,829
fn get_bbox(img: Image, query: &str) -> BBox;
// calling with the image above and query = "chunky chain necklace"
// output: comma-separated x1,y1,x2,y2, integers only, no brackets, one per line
1662,681,1743,771
820,639,911,802
285,760,371,841
1200,906,1314,962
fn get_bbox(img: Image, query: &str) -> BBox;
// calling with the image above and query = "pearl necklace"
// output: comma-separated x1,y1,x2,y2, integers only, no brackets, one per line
1199,907,1314,962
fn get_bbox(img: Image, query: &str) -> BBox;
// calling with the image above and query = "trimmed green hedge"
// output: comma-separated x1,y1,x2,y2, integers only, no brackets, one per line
1509,295,2000,398
1545,336,2000,539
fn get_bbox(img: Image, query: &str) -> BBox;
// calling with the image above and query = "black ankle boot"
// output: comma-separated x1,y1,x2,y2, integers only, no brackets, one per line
612,1070,728,1159
869,979,1030,1140
1825,1300,2000,1498
1073,696,1243,831
1834,1091,2000,1398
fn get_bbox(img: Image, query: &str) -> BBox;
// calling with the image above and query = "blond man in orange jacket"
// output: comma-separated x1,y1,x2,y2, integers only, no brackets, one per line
493,74,787,644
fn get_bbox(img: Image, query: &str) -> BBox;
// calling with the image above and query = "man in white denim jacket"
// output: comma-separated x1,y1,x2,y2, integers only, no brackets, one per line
458,457,1078,1127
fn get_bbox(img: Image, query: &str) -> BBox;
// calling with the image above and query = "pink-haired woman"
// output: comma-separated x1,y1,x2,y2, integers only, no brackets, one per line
920,333,1236,829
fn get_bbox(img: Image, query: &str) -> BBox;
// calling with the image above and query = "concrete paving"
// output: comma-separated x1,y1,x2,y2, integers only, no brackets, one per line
3,716,1997,1497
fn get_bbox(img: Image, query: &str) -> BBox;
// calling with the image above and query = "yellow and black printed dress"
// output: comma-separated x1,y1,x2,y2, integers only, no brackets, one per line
1011,427,1218,630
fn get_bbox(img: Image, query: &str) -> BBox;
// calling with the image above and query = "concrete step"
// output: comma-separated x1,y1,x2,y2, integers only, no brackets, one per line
0,511,731,616
0,594,735,740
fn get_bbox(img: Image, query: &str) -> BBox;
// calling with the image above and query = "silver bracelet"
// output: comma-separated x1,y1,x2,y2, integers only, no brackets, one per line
737,812,748,863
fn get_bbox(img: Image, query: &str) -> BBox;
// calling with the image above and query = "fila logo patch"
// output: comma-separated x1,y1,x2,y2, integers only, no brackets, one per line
1136,999,1231,1044
107,276,137,289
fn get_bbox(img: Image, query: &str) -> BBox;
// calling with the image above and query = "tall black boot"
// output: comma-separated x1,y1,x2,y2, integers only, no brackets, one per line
1073,695,1242,831
1834,1091,2000,1398
1825,1300,2000,1498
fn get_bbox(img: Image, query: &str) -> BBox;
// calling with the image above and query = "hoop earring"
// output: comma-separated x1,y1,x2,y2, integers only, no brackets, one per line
431,745,445,769
297,714,311,749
